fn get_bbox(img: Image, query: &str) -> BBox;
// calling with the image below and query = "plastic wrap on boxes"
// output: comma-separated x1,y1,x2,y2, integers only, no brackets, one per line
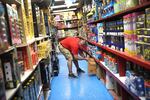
0,60,6,100
106,73,114,90
125,71,145,96
145,81,150,100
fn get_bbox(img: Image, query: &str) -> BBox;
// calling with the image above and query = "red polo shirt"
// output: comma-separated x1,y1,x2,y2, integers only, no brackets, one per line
60,37,80,55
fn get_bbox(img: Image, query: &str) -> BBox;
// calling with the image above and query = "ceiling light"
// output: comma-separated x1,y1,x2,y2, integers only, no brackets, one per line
51,3,78,9
51,11,75,15
55,0,64,1
52,8,77,13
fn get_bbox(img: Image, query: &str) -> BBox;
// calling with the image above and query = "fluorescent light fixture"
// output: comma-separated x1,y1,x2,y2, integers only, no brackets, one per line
52,8,77,13
51,11,74,15
51,3,78,9
51,12,61,15
55,0,64,1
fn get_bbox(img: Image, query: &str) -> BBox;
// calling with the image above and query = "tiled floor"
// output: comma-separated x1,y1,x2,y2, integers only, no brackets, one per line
49,55,113,100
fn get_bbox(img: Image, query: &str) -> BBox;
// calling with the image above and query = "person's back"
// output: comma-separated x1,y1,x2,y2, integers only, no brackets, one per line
60,37,80,55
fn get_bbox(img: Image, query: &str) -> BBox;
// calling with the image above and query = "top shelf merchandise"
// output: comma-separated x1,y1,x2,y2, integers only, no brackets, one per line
88,0,150,24
54,12,79,30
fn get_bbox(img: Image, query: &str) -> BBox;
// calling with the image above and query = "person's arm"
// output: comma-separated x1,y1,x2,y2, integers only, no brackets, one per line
78,50,86,58
74,54,88,61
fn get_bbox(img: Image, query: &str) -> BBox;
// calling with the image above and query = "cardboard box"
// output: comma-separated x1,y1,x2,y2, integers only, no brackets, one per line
88,58,97,75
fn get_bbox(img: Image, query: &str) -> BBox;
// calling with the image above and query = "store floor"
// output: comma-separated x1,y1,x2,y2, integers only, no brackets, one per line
48,54,113,100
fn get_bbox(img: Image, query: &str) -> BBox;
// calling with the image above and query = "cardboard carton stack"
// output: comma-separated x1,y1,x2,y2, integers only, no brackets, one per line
88,58,97,75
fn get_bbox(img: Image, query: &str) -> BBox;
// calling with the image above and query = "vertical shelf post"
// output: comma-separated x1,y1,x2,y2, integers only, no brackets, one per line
117,57,126,76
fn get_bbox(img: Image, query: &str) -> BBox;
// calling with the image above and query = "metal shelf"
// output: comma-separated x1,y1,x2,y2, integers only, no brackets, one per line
0,46,15,55
21,59,41,83
85,39,150,70
96,59,144,100
55,18,79,22
6,83,21,100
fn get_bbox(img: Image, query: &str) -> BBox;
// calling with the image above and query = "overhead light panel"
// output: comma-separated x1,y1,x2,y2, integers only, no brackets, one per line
51,3,79,9
51,11,75,15
55,0,64,1
52,8,77,13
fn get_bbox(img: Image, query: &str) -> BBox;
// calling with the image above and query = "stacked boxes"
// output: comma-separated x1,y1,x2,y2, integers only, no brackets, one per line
0,2,10,52
20,0,29,41
17,50,24,75
145,81,150,100
0,60,6,100
17,19,26,44
136,8,150,61
123,13,139,55
125,71,145,97
97,23,104,44
1,53,19,89
146,8,150,28
88,58,97,75
101,0,115,18
24,0,34,40
103,53,118,74
104,19,124,51
88,45,97,57
43,9,50,36
39,59,50,90
22,68,42,100
38,40,51,59
40,10,46,36
29,44,38,66
6,4,22,45
32,4,40,37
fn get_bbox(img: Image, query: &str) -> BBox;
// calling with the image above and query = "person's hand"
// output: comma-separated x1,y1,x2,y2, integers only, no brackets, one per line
85,57,88,61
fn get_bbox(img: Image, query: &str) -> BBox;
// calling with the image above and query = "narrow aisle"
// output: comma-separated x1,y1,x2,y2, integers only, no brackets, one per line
49,54,113,100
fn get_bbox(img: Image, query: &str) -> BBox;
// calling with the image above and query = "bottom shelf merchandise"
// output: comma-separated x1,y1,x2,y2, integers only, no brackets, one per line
0,60,6,100
95,49,150,100
22,66,42,100
6,65,43,100
6,83,21,100
83,44,150,99
0,52,20,89
39,59,51,90
51,50,59,76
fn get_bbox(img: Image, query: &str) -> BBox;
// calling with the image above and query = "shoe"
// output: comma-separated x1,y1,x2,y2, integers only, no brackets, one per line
68,73,77,78
77,68,85,74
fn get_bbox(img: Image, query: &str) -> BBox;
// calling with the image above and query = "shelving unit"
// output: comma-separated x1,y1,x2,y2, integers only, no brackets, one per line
80,1,150,97
0,46,15,55
81,47,145,100
88,2,150,24
1,0,21,5
55,18,79,22
0,0,53,99
20,58,42,82
98,61,142,100
5,84,21,100
16,36,50,48
58,25,79,30
84,39,150,69
16,44,28,48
